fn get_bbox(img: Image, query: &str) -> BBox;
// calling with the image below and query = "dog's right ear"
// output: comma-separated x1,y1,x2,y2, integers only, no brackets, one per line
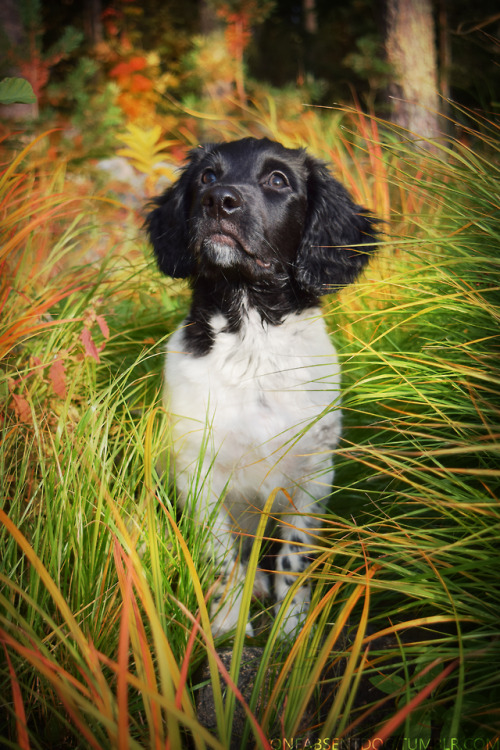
145,148,206,278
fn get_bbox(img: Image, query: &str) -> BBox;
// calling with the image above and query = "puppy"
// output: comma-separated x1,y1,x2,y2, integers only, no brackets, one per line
146,137,377,637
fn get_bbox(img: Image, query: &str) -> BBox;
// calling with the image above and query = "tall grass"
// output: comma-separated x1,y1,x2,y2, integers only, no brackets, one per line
325,107,500,744
1,108,499,749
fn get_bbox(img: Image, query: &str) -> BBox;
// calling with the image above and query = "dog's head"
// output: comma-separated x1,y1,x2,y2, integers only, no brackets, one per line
146,137,377,296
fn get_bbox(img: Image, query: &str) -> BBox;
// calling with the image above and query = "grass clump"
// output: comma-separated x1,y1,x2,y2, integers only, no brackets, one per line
324,109,500,744
1,109,499,748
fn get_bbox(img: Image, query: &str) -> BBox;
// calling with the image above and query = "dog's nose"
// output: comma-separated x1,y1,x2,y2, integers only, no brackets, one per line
202,186,243,218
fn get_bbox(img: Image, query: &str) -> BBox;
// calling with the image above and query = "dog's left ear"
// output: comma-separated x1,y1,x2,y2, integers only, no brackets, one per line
295,156,378,295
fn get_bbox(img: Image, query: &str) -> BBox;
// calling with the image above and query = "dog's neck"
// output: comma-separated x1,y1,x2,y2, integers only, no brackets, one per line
182,275,320,356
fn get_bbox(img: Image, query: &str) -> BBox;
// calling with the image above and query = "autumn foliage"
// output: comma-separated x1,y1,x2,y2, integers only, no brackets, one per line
0,135,112,427
109,55,157,121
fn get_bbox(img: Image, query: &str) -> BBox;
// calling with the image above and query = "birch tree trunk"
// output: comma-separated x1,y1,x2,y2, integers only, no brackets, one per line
385,0,441,144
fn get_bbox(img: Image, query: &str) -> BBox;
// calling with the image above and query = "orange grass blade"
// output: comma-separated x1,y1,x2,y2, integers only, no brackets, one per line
225,488,281,737
0,509,103,666
318,555,374,739
114,541,132,750
362,615,474,645
176,610,202,711
0,630,104,750
114,540,165,748
262,563,378,730
173,598,272,750
98,650,225,750
161,504,227,746
111,542,184,749
0,131,59,191
82,463,195,722
3,644,31,750
290,563,378,737
371,659,459,745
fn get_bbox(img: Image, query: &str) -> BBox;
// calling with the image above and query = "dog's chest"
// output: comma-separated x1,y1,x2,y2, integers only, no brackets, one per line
166,308,339,448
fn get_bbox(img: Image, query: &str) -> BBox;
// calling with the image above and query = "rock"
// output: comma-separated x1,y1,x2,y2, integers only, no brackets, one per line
195,646,267,749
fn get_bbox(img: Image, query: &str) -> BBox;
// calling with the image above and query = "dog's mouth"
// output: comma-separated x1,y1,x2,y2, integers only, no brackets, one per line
201,231,271,269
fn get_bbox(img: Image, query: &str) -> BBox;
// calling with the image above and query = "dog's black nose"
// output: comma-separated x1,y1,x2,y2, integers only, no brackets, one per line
202,186,243,218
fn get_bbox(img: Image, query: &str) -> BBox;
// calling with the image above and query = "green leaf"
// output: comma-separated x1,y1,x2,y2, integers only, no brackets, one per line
0,77,37,105
370,672,406,695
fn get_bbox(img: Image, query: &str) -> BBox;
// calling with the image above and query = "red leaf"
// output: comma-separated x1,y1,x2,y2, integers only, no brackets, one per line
109,61,130,79
49,359,67,399
11,393,31,423
130,74,153,93
80,328,100,362
96,315,109,340
128,56,147,71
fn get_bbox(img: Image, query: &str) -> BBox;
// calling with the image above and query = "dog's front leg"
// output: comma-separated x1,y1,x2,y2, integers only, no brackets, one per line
200,505,253,637
172,439,255,636
180,483,252,637
274,509,319,637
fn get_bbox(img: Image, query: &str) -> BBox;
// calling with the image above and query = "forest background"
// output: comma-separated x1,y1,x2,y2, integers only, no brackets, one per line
1,1,499,749
1,0,500,147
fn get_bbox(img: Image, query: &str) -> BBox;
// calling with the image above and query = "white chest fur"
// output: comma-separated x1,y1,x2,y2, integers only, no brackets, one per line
164,306,342,518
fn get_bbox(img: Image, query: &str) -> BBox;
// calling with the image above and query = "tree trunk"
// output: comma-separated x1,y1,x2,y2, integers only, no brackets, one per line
385,0,441,144
437,0,451,117
199,0,219,35
303,0,318,35
84,0,103,47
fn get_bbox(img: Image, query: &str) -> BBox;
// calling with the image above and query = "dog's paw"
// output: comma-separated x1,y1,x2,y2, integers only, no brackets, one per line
275,600,310,638
274,577,311,639
252,569,270,599
211,603,254,638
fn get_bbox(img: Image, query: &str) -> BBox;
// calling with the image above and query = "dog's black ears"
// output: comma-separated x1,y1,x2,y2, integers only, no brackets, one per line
295,156,379,295
145,148,206,278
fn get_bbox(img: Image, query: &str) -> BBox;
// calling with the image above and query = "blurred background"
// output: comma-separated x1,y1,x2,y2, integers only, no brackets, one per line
1,0,499,154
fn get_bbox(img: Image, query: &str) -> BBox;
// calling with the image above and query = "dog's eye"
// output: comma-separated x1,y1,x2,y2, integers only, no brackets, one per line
267,171,289,189
201,169,217,185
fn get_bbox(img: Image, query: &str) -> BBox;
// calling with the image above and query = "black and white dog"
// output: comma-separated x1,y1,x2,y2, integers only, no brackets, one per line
146,137,377,637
